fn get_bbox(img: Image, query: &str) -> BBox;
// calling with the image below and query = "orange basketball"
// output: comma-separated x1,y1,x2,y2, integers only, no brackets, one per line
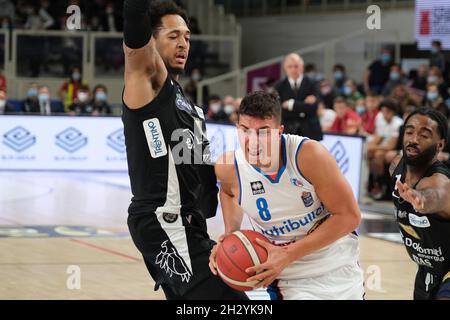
216,230,269,291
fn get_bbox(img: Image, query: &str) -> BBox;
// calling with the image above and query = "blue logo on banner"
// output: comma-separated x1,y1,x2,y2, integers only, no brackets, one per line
3,126,36,152
55,127,88,153
329,141,349,174
107,129,126,153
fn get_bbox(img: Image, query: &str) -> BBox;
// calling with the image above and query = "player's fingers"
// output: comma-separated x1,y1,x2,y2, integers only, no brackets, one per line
208,260,217,275
246,269,272,283
245,262,267,275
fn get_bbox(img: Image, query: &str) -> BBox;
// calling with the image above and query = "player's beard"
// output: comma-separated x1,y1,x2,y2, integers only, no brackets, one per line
404,143,438,167
167,65,185,76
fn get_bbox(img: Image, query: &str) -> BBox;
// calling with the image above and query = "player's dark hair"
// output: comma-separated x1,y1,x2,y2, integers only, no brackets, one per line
150,0,189,36
404,107,449,144
238,91,281,123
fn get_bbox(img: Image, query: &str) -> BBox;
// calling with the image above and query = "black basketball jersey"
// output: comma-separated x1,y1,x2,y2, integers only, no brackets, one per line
122,75,218,221
392,157,450,299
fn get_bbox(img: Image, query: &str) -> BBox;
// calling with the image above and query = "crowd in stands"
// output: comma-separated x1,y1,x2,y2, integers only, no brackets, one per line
0,66,112,116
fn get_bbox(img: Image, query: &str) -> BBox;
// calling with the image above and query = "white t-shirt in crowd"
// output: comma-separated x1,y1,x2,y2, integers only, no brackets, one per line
374,112,404,144
320,109,337,131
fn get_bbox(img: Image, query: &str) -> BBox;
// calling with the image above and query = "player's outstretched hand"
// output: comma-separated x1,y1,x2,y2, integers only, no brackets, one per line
209,234,226,276
245,238,292,289
396,180,426,212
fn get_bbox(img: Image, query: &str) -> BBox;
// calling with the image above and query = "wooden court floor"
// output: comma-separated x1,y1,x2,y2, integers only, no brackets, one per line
0,172,416,300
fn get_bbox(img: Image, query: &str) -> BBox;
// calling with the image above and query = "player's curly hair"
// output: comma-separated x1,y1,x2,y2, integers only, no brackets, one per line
238,91,282,123
150,0,189,36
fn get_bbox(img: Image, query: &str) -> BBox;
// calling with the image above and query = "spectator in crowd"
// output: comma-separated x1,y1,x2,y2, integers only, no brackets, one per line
304,63,323,83
36,85,58,115
222,95,235,122
0,68,6,93
318,101,336,132
382,64,407,96
389,84,418,117
329,96,361,135
60,67,85,111
21,82,40,113
364,47,393,94
354,98,366,116
206,95,228,123
184,68,209,106
427,66,449,101
0,0,15,23
0,89,15,114
24,2,54,30
333,64,347,96
275,53,323,141
424,83,450,119
409,64,428,94
88,1,120,32
429,40,447,74
68,85,93,115
318,79,335,110
360,92,380,135
343,79,364,103
91,84,112,116
366,99,403,200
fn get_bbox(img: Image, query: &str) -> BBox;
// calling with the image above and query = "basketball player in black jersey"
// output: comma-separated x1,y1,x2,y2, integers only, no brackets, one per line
389,108,450,300
121,0,247,300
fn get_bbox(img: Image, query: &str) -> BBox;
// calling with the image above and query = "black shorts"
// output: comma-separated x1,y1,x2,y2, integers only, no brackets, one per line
128,211,248,300
414,268,450,300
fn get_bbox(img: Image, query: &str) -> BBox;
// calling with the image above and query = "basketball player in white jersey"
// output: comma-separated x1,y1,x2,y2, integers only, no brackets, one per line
209,91,365,300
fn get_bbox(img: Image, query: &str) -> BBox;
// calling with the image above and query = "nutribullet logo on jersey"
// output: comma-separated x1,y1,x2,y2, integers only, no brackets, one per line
250,181,265,195
55,127,88,153
329,141,349,174
3,126,36,153
106,129,126,154
143,118,167,158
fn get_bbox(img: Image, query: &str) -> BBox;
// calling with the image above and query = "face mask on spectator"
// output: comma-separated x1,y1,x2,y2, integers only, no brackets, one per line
427,76,438,84
0,99,5,111
38,94,49,104
427,91,439,101
431,47,439,54
356,105,366,115
209,103,221,114
95,92,107,102
78,92,89,103
320,86,332,96
334,71,344,81
224,104,234,115
343,85,352,96
390,71,400,81
191,73,201,82
27,88,38,97
72,72,81,81
381,53,391,63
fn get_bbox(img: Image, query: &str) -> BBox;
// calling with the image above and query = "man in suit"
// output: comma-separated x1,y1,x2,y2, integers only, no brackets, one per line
275,53,323,141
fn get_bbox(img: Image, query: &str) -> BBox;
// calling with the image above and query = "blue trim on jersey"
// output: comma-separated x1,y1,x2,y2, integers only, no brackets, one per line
234,154,242,205
295,138,313,185
250,135,287,184
267,280,282,300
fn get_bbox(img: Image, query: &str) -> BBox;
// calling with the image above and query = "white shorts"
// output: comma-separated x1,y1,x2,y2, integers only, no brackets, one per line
267,262,365,300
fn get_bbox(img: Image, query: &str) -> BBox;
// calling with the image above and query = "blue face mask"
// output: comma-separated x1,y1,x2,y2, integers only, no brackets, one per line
38,94,49,104
334,71,344,80
356,105,366,115
27,88,38,97
95,92,107,102
343,85,352,96
427,91,439,101
390,71,400,81
381,53,391,63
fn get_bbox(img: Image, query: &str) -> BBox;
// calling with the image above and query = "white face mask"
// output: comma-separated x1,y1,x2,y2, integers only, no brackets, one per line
210,103,221,114
224,104,234,115
78,92,89,103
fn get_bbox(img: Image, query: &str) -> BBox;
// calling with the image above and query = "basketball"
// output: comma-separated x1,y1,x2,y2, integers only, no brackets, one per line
216,230,270,291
